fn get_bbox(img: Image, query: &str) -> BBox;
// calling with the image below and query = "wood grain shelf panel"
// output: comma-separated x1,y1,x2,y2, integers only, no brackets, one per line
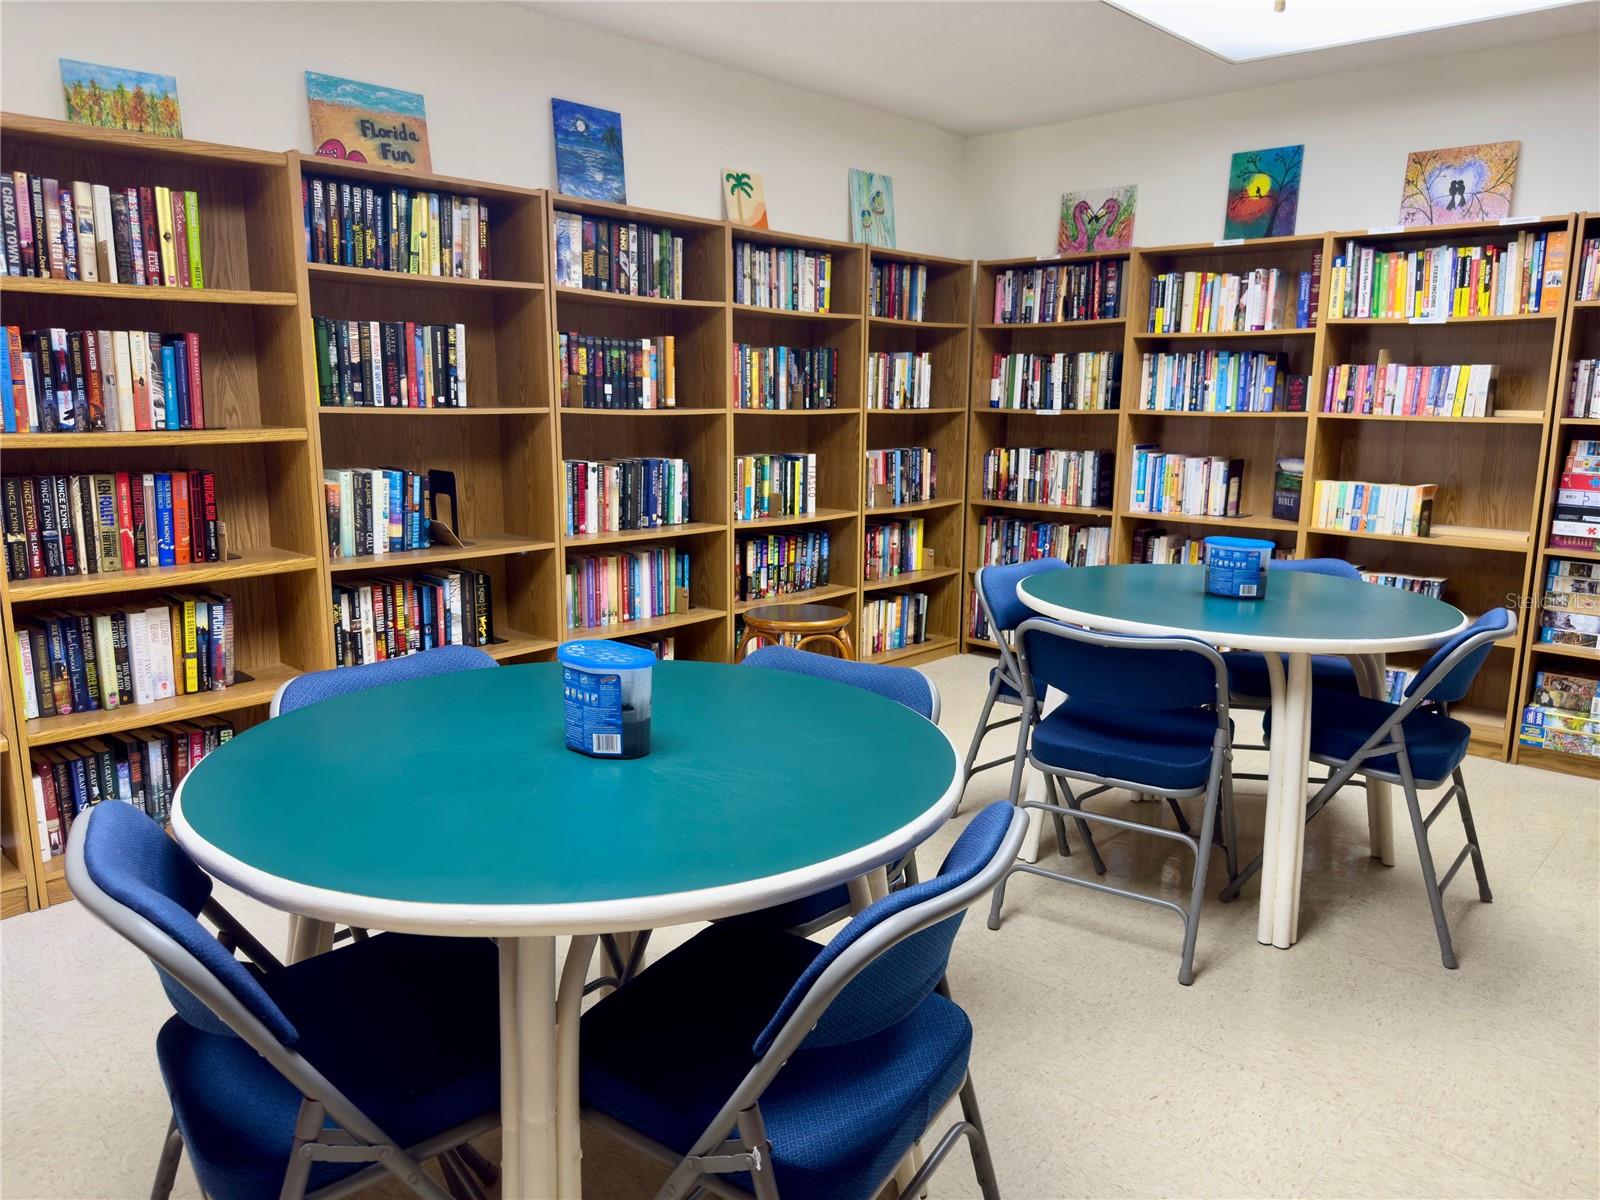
862,566,961,592
328,534,555,574
1,857,29,921
560,407,723,417
733,583,857,614
1122,511,1301,534
864,498,963,517
24,664,297,747
0,277,297,305
867,406,968,415
1132,327,1316,341
1527,641,1600,662
733,507,857,531
562,521,727,549
565,606,726,639
863,634,959,665
1324,312,1559,328
732,304,858,323
554,286,723,311
1516,745,1600,779
1314,411,1544,425
972,406,1120,418
1307,524,1531,552
484,629,558,661
321,406,550,417
1129,409,1309,419
9,546,318,602
868,316,967,330
968,498,1113,518
1,427,309,448
734,407,862,416
307,262,542,293
976,317,1125,332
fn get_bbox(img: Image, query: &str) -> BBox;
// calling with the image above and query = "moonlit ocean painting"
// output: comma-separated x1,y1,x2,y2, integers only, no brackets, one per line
552,99,626,203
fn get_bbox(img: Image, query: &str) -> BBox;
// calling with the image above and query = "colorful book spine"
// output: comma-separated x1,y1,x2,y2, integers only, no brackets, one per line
987,351,1121,411
865,447,937,508
1145,267,1302,333
865,351,934,410
863,517,927,581
733,453,817,521
0,175,204,286
732,241,832,312
869,262,928,320
565,545,690,629
303,176,490,279
331,569,496,666
981,447,1113,510
1326,229,1566,319
557,332,675,410
1137,350,1297,413
733,345,837,410
736,529,831,601
1128,446,1247,519
992,260,1123,324
552,211,685,297
562,457,690,536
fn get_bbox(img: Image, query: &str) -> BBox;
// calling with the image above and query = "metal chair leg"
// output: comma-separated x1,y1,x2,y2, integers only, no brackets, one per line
1051,775,1104,875
439,1150,486,1200
454,1142,498,1187
1165,796,1193,836
1176,762,1223,986
963,676,1003,793
151,1114,184,1200
1452,767,1493,902
959,1075,1003,1200
1219,766,1240,889
1005,697,1034,806
1398,757,1459,970
986,863,1016,931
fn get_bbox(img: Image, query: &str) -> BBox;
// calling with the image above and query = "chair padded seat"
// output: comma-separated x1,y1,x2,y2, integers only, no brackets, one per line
581,920,972,1200
1267,692,1472,785
1224,651,1360,700
157,933,500,1200
989,665,1021,703
1030,697,1223,792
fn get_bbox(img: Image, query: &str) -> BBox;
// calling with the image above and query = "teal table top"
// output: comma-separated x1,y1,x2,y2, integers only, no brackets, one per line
1018,565,1466,654
173,661,958,934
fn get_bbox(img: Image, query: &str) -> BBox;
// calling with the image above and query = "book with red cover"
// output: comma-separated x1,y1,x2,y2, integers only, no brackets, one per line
114,471,137,569
138,186,162,285
184,332,204,428
171,471,192,564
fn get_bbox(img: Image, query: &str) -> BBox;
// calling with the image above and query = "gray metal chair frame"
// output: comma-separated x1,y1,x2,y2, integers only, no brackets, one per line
584,807,1028,1200
960,566,1028,798
65,805,497,1200
986,619,1239,986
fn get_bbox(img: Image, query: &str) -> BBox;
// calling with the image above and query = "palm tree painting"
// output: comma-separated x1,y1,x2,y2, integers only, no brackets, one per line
60,59,182,138
722,169,769,229
552,99,626,203
1223,145,1304,240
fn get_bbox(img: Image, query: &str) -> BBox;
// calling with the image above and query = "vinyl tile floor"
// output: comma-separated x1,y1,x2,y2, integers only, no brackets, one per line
2,653,1596,1200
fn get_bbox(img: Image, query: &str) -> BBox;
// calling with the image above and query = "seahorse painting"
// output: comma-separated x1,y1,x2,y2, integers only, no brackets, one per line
1058,185,1137,254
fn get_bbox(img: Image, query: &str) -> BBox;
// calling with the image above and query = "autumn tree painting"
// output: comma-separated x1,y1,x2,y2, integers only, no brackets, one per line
60,59,183,138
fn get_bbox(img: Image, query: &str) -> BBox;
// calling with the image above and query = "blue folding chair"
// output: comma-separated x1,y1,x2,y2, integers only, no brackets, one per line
579,801,1027,1200
66,801,501,1200
987,619,1239,985
1262,608,1514,968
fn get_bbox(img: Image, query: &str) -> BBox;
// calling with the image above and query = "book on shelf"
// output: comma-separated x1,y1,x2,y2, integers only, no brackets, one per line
1539,559,1600,650
1,326,206,433
4,469,221,582
323,467,435,558
29,718,235,855
1567,359,1600,419
12,593,236,719
866,350,933,410
563,457,690,536
1323,358,1496,418
1128,446,1245,518
302,175,490,278
332,569,496,666
1576,237,1600,302
1272,458,1304,521
862,590,928,656
566,545,690,630
981,447,1113,510
737,529,830,602
991,260,1123,325
1146,266,1312,333
866,447,937,508
864,517,928,582
733,241,831,312
1530,666,1600,715
1550,439,1600,552
1130,529,1288,566
314,317,467,408
870,261,927,320
1520,702,1600,759
986,350,1121,411
967,520,1110,640
560,332,676,409
734,452,817,521
734,344,837,410
553,210,684,297
1136,350,1302,413
618,634,676,660
1326,228,1566,320
0,172,203,287
1358,568,1445,598
1311,480,1436,537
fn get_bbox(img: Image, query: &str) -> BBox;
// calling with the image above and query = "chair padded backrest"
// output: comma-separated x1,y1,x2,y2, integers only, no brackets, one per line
275,644,496,716
1020,622,1221,713
1406,608,1514,704
752,801,1013,1057
77,801,299,1045
742,644,935,720
1269,557,1361,580
977,558,1070,635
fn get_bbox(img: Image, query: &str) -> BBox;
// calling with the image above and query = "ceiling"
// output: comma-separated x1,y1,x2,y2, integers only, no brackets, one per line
517,0,1599,135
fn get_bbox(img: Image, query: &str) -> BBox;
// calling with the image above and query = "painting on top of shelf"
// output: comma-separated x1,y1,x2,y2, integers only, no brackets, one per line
60,59,182,138
1222,144,1303,240
849,169,896,248
552,99,626,203
305,72,431,170
1398,141,1518,226
723,169,769,229
1058,185,1136,255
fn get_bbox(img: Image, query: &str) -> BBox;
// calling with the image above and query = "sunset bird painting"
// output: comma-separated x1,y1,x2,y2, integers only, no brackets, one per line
1223,144,1303,240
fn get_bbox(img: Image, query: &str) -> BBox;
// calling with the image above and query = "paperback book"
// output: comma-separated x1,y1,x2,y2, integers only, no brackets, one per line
1,326,205,432
0,172,203,286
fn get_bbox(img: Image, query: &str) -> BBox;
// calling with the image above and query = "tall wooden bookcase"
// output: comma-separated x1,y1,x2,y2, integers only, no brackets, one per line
1514,210,1600,779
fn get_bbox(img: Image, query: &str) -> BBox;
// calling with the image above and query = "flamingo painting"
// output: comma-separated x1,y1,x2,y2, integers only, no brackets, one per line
1059,185,1137,254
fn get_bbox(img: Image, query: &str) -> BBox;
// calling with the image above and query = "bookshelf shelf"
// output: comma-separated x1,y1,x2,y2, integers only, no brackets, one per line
563,521,728,548
554,286,722,311
7,547,319,602
327,535,556,574
734,506,858,531
735,407,862,417
1306,524,1531,552
24,663,299,748
866,498,964,517
972,406,1121,418
734,583,858,614
321,406,550,417
1129,409,1309,420
1314,411,1544,425
732,303,859,324
1323,313,1559,328
971,498,1115,518
1529,641,1600,663
0,277,298,306
305,262,542,293
864,633,959,666
0,426,311,447
562,406,724,417
976,317,1125,332
869,405,967,416
1132,327,1316,341
1124,511,1302,535
566,606,728,641
862,566,961,592
0,855,27,921
869,316,968,331
484,630,559,661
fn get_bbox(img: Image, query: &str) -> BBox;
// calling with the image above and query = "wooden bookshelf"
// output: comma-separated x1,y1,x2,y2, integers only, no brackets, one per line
0,622,33,917
1514,211,1600,778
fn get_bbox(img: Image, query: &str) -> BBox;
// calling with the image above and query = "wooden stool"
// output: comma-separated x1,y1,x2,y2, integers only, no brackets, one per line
737,602,854,660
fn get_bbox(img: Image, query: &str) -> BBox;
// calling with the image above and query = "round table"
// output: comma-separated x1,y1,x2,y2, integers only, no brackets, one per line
1016,564,1466,950
172,660,960,1200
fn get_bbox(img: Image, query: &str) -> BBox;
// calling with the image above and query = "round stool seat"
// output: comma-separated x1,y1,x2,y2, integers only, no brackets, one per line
738,602,854,660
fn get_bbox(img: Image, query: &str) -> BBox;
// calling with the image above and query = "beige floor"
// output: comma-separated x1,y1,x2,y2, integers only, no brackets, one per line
2,653,1596,1200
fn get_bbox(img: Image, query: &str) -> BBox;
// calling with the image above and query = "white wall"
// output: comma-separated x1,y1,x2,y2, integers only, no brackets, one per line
0,1,971,255
964,36,1599,260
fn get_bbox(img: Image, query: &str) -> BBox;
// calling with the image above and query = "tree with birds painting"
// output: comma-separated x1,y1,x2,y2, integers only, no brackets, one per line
1223,145,1303,240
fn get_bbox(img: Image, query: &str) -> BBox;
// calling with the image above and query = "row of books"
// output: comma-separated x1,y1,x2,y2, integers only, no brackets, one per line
733,241,832,312
866,350,934,410
1128,447,1245,518
564,457,690,536
865,446,937,508
734,344,837,410
2,326,206,433
15,593,236,720
1566,359,1600,419
1146,267,1313,334
980,447,1114,511
986,351,1123,411
869,262,927,321
1311,480,1437,537
862,590,929,657
1135,350,1305,414
1521,666,1600,759
559,333,677,409
1326,231,1564,320
31,720,234,853
1131,529,1286,565
864,517,929,582
5,469,220,582
565,546,690,630
991,260,1123,325
975,517,1112,570
303,176,490,278
332,570,496,667
1576,238,1600,302
1322,360,1497,418
1550,438,1600,553
323,468,433,559
553,211,685,297
1360,569,1446,598
315,318,468,409
1536,560,1597,649
737,529,830,602
1,172,203,287
734,452,817,521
